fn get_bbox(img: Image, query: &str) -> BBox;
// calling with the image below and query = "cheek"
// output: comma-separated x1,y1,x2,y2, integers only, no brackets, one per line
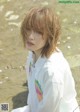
35,38,46,48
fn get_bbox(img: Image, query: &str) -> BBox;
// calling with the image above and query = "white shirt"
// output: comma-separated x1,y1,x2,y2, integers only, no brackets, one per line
11,49,80,112
26,50,80,112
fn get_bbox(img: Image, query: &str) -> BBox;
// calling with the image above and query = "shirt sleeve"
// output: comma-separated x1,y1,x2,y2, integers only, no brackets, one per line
26,51,32,112
36,69,64,112
25,51,32,77
27,92,30,105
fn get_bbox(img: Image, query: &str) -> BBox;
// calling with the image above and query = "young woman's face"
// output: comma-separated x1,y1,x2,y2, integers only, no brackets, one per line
26,30,46,53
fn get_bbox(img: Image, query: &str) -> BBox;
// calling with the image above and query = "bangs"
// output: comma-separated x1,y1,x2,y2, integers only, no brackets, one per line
24,8,46,34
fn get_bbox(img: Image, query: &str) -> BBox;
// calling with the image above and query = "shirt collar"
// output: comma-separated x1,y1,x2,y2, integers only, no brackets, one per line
31,52,47,69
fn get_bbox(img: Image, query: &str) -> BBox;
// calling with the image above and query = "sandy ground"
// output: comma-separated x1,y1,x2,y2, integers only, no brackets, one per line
0,0,80,111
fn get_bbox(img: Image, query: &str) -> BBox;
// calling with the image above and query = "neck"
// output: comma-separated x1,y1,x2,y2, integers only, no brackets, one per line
33,49,42,63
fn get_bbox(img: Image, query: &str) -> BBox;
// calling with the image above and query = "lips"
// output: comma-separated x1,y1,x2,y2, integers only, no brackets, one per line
27,41,35,45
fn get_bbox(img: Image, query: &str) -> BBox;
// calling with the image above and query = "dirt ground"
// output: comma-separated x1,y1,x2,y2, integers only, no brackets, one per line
0,0,80,111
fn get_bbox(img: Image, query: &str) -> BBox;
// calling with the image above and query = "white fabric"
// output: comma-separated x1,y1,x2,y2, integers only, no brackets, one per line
11,49,80,112
11,105,30,112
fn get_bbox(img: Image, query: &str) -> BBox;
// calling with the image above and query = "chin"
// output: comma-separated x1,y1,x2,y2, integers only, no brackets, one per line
27,47,34,51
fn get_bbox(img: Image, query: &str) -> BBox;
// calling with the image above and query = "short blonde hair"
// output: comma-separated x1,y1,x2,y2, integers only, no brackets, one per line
21,6,61,57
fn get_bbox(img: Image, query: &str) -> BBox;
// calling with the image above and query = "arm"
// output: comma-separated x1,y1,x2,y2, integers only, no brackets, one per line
26,51,32,112
27,93,31,112
36,69,64,112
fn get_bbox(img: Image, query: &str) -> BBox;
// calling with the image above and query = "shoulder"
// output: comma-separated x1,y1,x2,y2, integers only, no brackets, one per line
43,49,71,84
25,51,33,71
27,51,33,60
26,51,33,64
47,49,70,71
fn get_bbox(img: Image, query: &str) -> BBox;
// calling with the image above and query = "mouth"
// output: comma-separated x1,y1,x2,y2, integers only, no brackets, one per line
27,41,35,46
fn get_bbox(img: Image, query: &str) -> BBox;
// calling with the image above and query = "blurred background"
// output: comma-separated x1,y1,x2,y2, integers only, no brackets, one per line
0,0,80,111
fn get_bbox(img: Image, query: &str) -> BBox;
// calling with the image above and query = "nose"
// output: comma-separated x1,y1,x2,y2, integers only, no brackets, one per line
28,31,34,40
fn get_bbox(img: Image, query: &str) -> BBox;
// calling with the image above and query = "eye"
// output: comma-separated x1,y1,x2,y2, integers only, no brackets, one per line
35,30,43,35
38,31,42,34
26,28,31,31
26,28,31,33
25,29,31,36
